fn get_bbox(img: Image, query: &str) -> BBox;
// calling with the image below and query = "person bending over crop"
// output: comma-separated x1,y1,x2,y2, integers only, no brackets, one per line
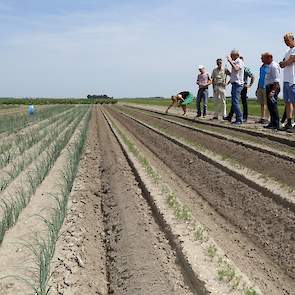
165,91,194,116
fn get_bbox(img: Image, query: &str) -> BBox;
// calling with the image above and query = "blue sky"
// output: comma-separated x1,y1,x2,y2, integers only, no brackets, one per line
0,0,294,98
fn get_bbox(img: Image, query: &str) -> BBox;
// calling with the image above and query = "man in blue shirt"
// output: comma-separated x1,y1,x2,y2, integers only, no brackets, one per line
256,53,269,124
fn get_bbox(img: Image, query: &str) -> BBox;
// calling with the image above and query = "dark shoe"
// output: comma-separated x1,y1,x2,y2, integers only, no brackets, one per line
263,124,274,129
278,123,292,131
256,118,269,124
231,121,242,126
223,116,231,122
286,127,295,133
256,118,264,123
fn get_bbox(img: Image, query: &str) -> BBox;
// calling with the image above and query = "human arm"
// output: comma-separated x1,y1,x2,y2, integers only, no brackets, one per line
227,55,241,72
211,70,215,86
165,97,177,113
269,65,280,96
207,74,212,86
247,71,255,88
279,55,295,68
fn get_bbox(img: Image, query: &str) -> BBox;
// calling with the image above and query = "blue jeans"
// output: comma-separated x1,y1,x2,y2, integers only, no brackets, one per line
196,88,208,116
231,82,243,123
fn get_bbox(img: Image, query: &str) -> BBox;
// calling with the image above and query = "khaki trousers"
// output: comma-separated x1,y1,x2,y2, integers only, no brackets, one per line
214,86,226,117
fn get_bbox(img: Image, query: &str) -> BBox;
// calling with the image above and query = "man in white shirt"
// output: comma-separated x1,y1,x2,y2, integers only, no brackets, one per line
224,49,244,125
263,53,281,130
279,32,295,132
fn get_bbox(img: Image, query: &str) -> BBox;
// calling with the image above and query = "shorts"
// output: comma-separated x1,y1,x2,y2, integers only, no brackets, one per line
181,93,194,105
256,88,267,104
283,82,295,103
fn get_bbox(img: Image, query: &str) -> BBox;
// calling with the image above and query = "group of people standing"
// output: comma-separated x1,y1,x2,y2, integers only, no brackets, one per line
166,32,295,133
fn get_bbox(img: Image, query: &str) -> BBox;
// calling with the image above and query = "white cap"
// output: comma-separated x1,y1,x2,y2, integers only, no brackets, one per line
198,65,204,69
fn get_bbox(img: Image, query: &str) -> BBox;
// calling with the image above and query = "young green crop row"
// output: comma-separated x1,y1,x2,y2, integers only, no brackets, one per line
0,105,90,295
0,106,76,157
37,110,91,294
0,105,75,135
0,98,118,105
0,108,84,192
0,107,82,170
0,106,89,246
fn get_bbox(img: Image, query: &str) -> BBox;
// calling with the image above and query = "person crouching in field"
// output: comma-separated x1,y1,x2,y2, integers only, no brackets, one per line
263,53,281,130
165,91,194,116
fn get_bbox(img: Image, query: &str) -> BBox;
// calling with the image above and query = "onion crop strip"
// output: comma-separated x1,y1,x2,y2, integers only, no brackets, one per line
0,106,76,156
0,107,89,245
0,109,84,192
0,105,75,135
0,108,81,170
33,108,91,295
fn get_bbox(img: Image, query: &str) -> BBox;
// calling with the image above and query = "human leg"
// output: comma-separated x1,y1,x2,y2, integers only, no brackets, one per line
283,82,294,128
213,88,219,118
196,90,202,116
220,87,227,117
241,86,248,121
165,97,176,113
203,89,208,116
231,83,243,123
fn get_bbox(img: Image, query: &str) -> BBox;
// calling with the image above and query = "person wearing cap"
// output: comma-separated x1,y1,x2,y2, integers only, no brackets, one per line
263,53,281,130
211,58,227,119
196,65,212,118
255,53,270,124
165,91,194,116
224,49,244,125
279,32,295,132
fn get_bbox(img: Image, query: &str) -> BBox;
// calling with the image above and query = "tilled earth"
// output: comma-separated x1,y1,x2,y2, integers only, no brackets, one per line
50,107,196,295
118,105,295,187
105,106,295,281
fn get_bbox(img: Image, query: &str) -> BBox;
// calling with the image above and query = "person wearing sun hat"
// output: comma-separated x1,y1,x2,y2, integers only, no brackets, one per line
195,65,212,118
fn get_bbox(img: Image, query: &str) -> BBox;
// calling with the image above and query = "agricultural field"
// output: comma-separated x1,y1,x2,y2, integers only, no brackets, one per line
120,98,286,117
0,103,294,295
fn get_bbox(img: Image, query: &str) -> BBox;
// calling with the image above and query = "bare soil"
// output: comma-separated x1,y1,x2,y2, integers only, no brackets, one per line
106,106,295,280
118,105,295,187
50,107,195,295
1,105,294,295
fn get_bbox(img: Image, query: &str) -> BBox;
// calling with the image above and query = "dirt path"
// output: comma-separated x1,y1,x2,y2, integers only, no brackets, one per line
106,106,295,282
50,108,108,295
50,107,195,295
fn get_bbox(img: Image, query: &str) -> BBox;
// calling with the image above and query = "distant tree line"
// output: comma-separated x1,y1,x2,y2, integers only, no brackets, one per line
87,94,114,99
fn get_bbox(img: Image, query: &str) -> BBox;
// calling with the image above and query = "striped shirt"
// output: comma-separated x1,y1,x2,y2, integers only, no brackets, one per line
243,66,254,85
